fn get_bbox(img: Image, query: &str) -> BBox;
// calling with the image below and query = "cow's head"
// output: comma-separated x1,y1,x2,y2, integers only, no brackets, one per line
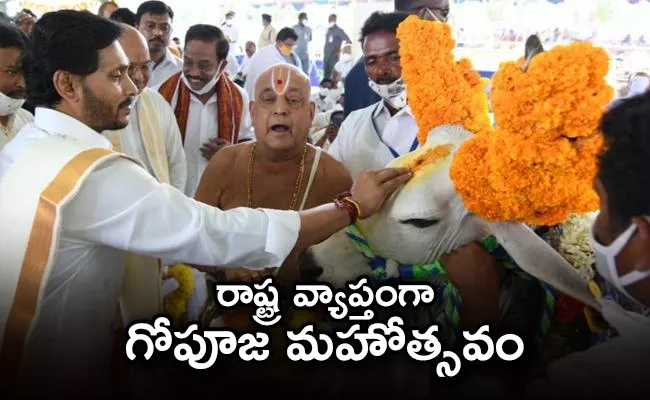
304,124,487,287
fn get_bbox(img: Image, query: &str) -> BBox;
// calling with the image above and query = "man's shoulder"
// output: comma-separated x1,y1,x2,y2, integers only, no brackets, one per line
209,141,249,167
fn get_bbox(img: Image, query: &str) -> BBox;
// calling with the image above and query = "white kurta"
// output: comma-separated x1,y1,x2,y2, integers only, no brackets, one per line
101,88,187,191
0,108,33,152
327,101,419,177
149,48,183,88
165,80,252,197
244,44,303,101
0,107,300,390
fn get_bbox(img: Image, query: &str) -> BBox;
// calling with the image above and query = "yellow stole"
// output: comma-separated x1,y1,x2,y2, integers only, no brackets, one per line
107,88,171,185
0,135,138,383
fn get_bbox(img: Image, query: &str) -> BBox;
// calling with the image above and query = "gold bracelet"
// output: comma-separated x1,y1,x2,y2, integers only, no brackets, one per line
344,197,363,220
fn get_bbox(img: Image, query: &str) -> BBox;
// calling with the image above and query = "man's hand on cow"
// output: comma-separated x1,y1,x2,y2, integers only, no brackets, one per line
349,168,412,219
441,241,504,329
201,138,229,161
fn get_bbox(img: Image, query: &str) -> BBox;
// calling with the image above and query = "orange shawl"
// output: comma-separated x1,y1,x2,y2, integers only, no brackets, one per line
158,72,244,144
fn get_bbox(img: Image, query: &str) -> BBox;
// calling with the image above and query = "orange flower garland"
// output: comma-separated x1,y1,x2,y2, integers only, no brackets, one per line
396,16,491,145
449,42,613,225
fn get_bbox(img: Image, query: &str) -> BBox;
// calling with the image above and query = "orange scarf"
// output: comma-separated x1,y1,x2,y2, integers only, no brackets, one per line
158,72,244,144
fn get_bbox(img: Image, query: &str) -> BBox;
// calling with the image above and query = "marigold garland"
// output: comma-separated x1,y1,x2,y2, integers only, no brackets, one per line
396,16,491,145
449,42,614,225
164,264,195,324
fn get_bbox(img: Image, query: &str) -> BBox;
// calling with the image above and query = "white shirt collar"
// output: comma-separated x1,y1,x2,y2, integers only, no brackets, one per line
34,107,112,149
372,101,413,119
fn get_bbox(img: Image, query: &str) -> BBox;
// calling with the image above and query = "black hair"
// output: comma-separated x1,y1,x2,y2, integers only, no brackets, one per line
21,9,37,18
98,1,118,16
298,12,307,20
598,93,650,227
360,11,410,43
320,78,333,86
277,27,298,42
185,24,229,61
110,8,136,26
226,11,235,18
262,14,271,23
24,10,124,107
329,14,337,22
0,12,10,23
394,0,425,12
135,1,174,25
0,22,28,49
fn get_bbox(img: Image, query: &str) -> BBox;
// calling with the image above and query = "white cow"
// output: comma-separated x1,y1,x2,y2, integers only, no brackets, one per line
303,124,599,311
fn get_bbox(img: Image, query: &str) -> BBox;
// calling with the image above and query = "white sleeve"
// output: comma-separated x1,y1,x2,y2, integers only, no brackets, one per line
159,96,187,192
63,159,301,268
237,87,253,141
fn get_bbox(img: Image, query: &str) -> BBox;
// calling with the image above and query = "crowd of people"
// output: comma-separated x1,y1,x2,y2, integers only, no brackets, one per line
0,0,649,398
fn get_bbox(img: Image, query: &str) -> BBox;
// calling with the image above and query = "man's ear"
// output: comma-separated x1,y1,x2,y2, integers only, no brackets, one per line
632,216,650,272
249,100,256,119
53,71,81,104
308,100,315,122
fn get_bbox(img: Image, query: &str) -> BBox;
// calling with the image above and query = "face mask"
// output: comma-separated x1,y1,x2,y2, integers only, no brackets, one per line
368,78,408,110
0,91,26,116
279,45,293,57
424,7,444,22
329,22,335,28
319,88,330,100
340,53,352,62
301,19,308,26
181,61,224,95
590,221,650,304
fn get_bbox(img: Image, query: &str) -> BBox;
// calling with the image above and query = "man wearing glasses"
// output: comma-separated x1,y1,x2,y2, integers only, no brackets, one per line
343,0,449,118
135,1,182,88
102,24,187,192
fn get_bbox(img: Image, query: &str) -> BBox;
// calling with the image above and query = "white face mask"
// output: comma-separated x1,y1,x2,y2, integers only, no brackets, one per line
181,61,224,95
301,19,308,26
319,88,330,100
340,53,352,62
425,7,444,22
329,22,335,28
0,91,26,117
368,77,408,110
590,221,650,304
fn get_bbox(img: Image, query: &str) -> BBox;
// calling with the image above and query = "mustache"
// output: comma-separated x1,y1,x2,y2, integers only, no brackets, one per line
375,76,398,85
119,97,135,109
148,38,164,45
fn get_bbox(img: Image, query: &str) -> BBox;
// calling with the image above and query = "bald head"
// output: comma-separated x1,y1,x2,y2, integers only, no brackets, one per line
118,23,152,93
251,63,315,153
255,63,311,100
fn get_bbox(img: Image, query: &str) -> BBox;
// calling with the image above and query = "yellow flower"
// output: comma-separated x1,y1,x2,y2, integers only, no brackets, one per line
396,16,491,145
449,42,613,225
164,264,195,324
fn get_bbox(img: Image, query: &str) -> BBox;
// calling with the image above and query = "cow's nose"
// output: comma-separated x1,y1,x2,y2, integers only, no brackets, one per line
298,251,324,281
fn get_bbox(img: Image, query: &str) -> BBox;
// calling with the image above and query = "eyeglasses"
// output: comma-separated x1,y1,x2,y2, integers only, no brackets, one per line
414,6,450,22
128,60,154,76
141,22,172,35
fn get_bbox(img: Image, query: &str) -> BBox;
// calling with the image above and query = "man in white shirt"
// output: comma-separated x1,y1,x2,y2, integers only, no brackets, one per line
328,11,417,177
0,11,412,397
102,24,186,191
332,42,354,84
0,23,33,151
245,27,302,102
158,24,253,197
235,41,256,86
221,11,240,56
135,1,182,88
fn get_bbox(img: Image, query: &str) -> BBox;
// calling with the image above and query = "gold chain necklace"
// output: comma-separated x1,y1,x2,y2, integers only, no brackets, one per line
247,143,308,210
